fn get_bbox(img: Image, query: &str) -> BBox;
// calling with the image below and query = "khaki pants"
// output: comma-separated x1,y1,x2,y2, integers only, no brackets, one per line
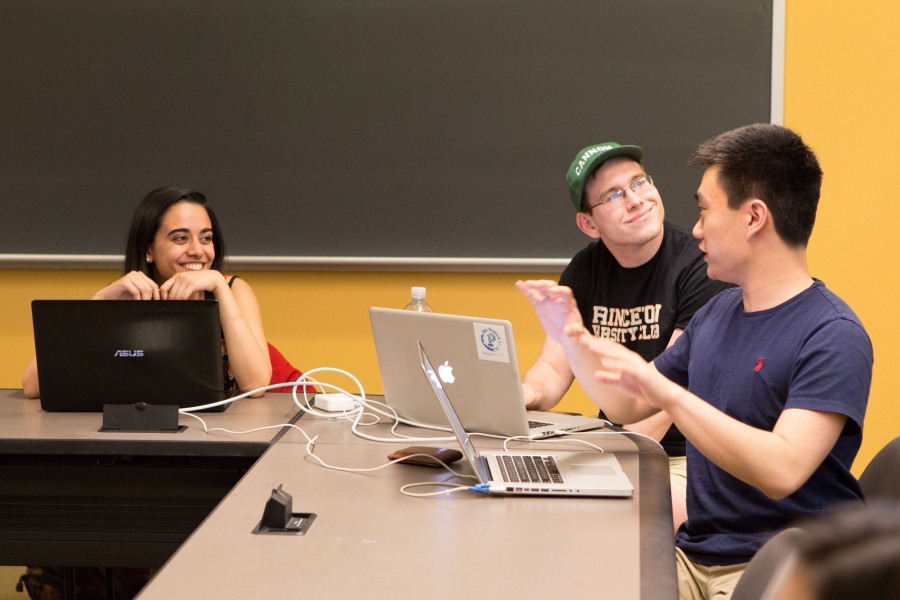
669,455,688,499
670,455,688,531
675,546,747,600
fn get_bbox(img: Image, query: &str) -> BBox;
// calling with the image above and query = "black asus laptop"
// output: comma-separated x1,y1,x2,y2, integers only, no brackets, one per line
32,300,231,412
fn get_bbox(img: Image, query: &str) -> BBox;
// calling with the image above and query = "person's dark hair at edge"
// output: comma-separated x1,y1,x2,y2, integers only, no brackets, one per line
796,501,900,600
123,187,227,278
690,123,823,247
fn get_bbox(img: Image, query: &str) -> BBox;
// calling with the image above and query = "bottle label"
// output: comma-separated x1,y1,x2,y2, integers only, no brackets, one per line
473,323,510,363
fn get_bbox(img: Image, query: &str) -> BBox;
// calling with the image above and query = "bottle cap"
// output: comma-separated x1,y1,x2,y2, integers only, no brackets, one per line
411,286,426,299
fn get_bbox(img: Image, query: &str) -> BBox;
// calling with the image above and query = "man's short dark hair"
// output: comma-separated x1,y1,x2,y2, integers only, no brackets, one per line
690,123,823,247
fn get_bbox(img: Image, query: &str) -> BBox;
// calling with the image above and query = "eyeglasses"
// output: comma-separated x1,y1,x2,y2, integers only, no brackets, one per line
586,175,654,211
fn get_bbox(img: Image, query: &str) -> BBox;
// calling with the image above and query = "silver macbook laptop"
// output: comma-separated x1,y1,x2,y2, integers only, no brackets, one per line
32,300,231,412
418,341,633,497
369,307,607,439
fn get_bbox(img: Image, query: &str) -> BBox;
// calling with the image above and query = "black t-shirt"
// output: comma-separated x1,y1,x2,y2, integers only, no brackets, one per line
559,221,732,455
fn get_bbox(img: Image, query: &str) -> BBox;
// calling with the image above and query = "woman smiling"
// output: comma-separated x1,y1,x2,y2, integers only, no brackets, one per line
23,187,272,399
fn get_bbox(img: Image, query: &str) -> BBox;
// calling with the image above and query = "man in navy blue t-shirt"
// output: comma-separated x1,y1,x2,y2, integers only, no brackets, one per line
517,123,873,600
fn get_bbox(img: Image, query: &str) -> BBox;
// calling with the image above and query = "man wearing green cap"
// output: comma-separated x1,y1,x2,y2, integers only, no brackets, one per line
521,141,730,529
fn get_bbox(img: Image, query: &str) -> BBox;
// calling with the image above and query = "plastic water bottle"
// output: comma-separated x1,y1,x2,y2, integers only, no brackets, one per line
403,286,433,312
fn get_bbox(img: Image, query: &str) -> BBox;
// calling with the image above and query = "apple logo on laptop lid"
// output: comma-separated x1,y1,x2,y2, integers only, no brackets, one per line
438,361,455,384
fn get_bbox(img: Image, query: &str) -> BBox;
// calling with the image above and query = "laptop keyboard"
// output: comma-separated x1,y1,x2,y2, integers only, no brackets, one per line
497,455,564,484
527,419,554,429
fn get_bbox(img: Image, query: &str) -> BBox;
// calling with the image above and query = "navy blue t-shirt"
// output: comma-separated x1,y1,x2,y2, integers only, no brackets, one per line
654,281,873,565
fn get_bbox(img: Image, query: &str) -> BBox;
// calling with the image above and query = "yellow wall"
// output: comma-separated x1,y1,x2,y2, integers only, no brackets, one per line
784,0,900,473
1,1,897,474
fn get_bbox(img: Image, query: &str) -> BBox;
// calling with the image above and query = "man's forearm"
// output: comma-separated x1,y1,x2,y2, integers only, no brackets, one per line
522,362,571,411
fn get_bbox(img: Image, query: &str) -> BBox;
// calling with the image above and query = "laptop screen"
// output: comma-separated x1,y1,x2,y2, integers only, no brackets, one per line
370,307,533,436
32,300,227,412
417,341,491,484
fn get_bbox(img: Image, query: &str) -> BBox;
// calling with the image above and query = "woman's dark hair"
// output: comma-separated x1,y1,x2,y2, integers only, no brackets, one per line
123,187,226,279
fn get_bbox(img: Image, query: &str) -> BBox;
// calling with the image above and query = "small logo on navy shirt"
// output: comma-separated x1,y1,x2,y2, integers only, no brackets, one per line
754,358,764,372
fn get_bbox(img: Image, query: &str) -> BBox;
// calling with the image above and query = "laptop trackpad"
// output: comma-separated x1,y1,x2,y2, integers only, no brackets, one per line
571,464,618,476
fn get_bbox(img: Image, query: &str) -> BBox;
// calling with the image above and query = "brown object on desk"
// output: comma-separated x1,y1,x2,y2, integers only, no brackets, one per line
387,445,464,468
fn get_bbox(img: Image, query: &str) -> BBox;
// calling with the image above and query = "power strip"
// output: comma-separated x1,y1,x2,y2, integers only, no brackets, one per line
314,393,360,412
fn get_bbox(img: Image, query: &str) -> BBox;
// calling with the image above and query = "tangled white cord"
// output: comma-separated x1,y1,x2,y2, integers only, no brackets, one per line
177,368,635,498
178,368,481,497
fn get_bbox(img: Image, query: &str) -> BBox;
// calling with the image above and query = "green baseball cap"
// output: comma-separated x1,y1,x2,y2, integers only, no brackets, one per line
566,142,643,210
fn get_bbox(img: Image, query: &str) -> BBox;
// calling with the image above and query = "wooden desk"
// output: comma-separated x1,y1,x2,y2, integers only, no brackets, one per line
138,413,677,599
0,389,303,567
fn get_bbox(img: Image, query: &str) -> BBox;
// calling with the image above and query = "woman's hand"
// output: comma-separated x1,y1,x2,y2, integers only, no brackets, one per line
159,270,227,300
92,271,161,300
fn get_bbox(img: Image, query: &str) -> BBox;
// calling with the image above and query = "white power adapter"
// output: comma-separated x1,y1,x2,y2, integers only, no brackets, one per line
314,393,360,412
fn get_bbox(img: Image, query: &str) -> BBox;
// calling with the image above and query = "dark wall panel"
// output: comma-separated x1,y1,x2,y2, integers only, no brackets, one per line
0,0,773,262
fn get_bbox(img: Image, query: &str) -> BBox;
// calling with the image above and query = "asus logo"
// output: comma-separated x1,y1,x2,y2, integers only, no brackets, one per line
114,350,144,357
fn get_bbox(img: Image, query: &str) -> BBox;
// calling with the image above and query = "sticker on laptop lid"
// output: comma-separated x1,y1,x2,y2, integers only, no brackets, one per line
473,323,510,363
